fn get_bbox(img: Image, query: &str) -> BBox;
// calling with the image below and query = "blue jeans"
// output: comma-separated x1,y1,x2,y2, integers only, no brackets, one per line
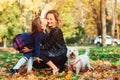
23,53,32,60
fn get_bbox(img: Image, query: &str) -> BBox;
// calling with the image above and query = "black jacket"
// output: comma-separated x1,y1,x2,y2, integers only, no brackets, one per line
41,27,67,56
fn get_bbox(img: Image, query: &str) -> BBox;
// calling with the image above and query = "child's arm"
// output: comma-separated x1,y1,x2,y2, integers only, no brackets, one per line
22,47,33,53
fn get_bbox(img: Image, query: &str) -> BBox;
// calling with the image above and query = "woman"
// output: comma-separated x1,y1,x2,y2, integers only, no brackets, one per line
23,10,67,74
33,10,68,73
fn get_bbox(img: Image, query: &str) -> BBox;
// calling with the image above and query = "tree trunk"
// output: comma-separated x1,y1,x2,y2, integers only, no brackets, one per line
111,0,117,46
101,0,106,46
89,1,102,35
3,38,7,48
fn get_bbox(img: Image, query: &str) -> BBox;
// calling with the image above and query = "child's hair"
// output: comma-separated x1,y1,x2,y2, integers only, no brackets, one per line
32,17,43,35
13,17,46,52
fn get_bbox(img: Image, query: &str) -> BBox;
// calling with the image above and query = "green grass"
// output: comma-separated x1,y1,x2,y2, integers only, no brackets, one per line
0,46,120,80
0,46,120,68
78,46,120,66
0,52,22,68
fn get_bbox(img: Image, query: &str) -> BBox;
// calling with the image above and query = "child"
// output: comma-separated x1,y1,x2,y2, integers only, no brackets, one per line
10,17,48,74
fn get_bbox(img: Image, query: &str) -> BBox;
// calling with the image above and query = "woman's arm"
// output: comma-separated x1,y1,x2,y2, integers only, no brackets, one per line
42,28,61,49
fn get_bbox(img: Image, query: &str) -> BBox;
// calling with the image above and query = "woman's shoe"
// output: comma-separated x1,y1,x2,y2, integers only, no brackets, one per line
52,69,59,75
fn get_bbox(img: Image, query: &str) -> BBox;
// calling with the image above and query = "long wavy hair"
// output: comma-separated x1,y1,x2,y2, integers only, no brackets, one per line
31,17,43,35
45,10,61,27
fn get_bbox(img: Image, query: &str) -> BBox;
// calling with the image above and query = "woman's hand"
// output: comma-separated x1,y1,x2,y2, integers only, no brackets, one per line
36,57,43,63
22,47,32,53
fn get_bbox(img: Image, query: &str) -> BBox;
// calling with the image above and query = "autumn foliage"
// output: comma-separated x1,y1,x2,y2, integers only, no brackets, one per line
0,46,120,80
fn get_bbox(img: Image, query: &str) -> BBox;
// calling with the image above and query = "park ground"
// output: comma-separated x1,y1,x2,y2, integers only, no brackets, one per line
0,46,120,80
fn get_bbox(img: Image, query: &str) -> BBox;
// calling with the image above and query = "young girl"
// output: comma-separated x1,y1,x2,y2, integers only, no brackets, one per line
10,17,48,74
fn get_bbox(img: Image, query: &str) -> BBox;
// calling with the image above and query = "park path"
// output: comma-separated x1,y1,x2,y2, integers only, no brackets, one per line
67,45,96,49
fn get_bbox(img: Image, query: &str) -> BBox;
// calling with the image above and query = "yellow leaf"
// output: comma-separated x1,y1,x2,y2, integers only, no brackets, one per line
64,70,73,80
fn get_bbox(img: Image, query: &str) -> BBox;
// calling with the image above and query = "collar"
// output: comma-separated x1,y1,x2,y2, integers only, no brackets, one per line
70,59,82,70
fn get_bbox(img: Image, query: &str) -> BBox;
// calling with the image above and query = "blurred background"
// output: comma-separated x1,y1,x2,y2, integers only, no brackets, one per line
0,1,120,79
0,0,120,48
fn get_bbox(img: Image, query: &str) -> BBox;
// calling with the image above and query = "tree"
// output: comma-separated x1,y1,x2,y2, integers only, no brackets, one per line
111,0,117,45
53,0,79,43
0,0,44,47
101,0,106,46
89,0,102,36
0,2,22,48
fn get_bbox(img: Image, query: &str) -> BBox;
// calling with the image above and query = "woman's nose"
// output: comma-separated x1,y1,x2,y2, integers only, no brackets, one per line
47,19,50,22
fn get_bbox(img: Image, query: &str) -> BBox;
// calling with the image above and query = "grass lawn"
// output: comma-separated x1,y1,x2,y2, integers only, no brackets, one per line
0,46,120,80
79,46,120,66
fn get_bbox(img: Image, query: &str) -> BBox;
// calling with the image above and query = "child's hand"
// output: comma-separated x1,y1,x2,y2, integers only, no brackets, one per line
22,47,32,53
36,57,43,63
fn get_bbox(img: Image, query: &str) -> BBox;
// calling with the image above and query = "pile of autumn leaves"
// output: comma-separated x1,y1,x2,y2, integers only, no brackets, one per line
0,59,120,80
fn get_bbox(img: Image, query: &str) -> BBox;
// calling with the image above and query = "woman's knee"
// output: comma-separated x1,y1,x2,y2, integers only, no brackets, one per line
53,55,67,65
33,60,41,69
33,60,49,69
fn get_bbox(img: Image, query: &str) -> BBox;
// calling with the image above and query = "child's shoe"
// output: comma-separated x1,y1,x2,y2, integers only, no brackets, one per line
10,69,18,75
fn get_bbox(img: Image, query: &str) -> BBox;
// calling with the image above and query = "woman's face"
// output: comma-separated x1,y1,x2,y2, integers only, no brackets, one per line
46,13,57,28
